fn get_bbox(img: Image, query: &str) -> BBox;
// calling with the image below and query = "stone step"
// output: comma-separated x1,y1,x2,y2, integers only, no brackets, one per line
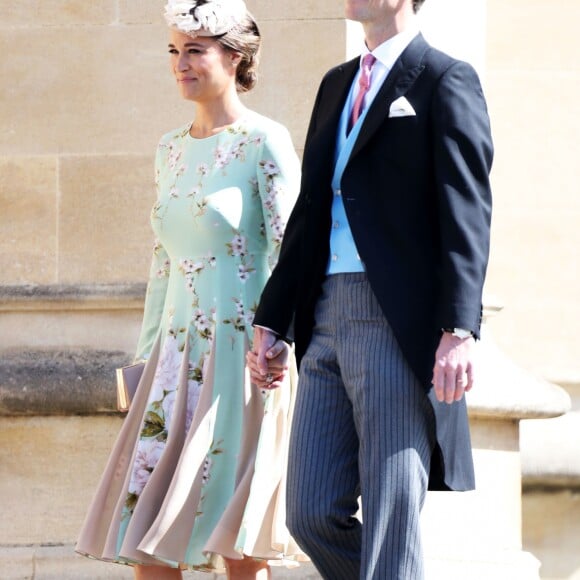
0,544,321,580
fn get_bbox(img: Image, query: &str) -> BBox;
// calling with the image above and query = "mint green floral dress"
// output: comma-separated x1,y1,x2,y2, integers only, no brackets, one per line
76,113,304,571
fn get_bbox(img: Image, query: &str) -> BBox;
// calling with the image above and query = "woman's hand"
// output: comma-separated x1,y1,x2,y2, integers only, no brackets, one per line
247,327,290,389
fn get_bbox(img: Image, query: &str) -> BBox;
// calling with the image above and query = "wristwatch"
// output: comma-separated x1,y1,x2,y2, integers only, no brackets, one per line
443,327,473,339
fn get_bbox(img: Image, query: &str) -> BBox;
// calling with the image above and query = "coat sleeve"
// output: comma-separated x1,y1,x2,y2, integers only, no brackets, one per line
431,60,493,337
253,77,328,340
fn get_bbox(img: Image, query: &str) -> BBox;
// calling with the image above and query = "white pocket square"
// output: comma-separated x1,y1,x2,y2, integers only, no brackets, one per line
388,96,416,118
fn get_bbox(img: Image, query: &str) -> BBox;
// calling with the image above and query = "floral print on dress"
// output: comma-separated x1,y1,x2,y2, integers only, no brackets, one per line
126,439,166,511
259,159,286,247
125,333,182,512
223,297,248,332
122,114,301,567
203,439,224,482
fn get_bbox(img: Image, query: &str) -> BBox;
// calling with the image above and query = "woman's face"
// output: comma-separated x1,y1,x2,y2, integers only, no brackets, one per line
168,30,238,103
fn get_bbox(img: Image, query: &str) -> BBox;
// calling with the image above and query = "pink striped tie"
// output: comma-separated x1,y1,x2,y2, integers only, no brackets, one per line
349,53,377,132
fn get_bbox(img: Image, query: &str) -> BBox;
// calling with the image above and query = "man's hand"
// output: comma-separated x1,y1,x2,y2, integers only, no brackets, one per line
246,326,290,389
432,332,476,403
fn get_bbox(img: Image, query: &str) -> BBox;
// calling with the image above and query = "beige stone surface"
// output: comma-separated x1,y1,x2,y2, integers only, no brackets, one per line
118,0,344,24
484,0,580,381
523,490,580,580
0,545,321,579
424,551,540,580
0,157,58,284
423,418,522,554
1,3,578,577
485,72,580,380
0,546,35,580
58,154,153,283
0,416,123,544
0,310,142,351
0,25,191,156
487,1,580,71
28,548,133,580
244,19,347,149
117,0,162,25
0,545,206,579
521,411,580,486
0,8,345,291
0,19,339,158
3,2,116,26
249,0,344,20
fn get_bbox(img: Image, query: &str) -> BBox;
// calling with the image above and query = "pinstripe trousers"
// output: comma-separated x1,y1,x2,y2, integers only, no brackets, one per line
286,274,435,580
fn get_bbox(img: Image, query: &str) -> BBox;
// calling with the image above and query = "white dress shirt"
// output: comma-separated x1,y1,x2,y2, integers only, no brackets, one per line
327,24,419,274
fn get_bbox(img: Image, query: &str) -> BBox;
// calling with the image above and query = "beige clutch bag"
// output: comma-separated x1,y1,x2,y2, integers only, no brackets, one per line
116,362,145,412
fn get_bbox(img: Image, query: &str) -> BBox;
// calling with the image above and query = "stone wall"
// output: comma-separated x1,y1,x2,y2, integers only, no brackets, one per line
2,0,578,382
0,0,344,289
0,2,343,577
484,0,580,386
1,1,580,579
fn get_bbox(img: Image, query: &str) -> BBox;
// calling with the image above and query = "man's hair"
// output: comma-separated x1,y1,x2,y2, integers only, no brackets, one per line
413,0,426,12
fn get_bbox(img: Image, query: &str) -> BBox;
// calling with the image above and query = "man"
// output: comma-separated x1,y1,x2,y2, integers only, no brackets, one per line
248,0,493,577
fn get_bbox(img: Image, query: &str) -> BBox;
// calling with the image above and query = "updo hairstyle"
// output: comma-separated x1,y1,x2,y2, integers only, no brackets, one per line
216,12,261,93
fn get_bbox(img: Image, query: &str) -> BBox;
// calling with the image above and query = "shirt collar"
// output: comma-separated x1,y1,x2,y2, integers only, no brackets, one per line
361,24,419,71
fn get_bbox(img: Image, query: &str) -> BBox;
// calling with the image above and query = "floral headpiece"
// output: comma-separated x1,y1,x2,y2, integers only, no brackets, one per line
164,0,247,37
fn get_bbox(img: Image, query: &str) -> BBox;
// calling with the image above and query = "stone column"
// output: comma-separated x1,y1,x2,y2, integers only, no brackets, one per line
421,303,570,578
520,384,580,579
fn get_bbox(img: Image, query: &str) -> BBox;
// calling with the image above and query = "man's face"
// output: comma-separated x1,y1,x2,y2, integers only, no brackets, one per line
344,0,410,23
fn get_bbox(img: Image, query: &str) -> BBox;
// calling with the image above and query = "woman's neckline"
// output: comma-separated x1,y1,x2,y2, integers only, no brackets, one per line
186,112,250,141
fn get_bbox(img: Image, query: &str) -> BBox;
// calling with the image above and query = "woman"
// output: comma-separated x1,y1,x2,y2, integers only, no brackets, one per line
76,1,302,578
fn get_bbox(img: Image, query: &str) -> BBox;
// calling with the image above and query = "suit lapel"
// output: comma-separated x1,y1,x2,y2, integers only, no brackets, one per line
305,59,358,183
350,34,430,161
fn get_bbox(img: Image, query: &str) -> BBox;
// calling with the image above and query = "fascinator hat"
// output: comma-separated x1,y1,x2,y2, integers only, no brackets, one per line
164,0,248,37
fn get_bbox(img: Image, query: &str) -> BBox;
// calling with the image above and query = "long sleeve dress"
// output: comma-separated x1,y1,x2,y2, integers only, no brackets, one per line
76,111,304,571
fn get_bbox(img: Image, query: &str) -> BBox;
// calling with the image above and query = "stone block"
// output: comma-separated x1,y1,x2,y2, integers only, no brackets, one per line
249,0,344,20
0,309,142,352
485,4,580,381
244,19,347,149
486,208,580,379
0,546,34,580
0,157,58,284
118,0,344,24
0,20,342,158
484,68,580,379
488,0,580,71
521,411,580,488
0,26,192,156
0,349,133,416
424,551,540,580
423,418,522,554
118,0,162,25
3,2,116,26
418,0,487,75
0,416,124,544
38,547,135,579
0,19,344,158
58,155,154,283
35,545,211,579
0,544,319,579
485,73,580,209
523,490,580,580
0,283,145,353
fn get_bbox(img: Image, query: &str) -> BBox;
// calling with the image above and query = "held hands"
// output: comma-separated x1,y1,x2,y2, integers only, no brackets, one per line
246,326,290,390
432,332,476,404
